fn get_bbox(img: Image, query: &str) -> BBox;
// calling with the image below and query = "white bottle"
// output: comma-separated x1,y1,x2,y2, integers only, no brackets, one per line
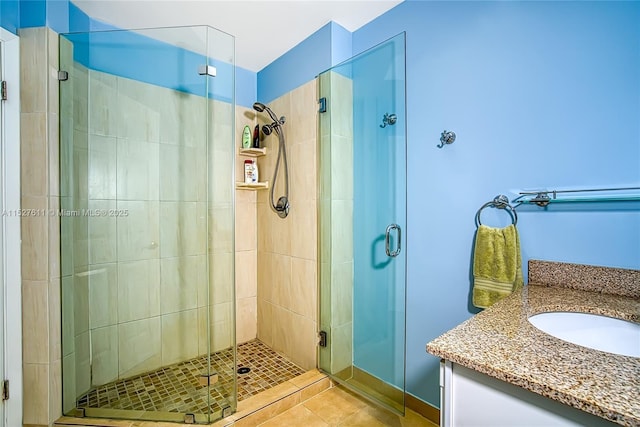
252,159,259,183
244,159,259,184
244,160,253,184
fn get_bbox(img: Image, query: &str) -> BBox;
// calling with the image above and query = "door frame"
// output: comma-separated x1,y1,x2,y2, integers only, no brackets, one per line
0,27,22,427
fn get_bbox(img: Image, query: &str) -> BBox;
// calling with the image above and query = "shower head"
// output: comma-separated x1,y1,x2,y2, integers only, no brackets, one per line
254,101,290,219
253,101,279,122
262,123,274,136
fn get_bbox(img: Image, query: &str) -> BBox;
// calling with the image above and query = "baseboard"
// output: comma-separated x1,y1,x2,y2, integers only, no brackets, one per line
329,366,440,425
405,393,440,425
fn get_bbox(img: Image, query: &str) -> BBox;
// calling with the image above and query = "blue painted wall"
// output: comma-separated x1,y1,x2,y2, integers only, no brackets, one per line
352,1,640,406
64,28,235,103
257,21,352,103
0,0,20,34
258,22,332,103
237,66,257,108
17,0,68,33
17,0,44,28
2,0,88,33
6,0,256,107
330,22,352,68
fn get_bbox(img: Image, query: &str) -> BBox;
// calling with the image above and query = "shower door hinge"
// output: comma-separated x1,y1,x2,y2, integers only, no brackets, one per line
318,330,328,347
58,70,69,81
2,380,9,401
198,65,217,77
318,97,327,113
1,81,7,101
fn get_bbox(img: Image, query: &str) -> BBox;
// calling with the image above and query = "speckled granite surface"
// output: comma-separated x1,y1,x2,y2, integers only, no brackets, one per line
529,260,640,298
427,263,640,427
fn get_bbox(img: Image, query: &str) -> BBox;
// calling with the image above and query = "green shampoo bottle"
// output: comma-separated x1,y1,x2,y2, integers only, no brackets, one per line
242,125,252,148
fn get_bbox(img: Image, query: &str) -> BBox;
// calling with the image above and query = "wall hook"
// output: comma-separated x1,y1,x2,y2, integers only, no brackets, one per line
438,130,456,148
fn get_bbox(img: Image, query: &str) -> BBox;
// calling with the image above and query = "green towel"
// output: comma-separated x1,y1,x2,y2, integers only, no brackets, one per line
472,224,523,309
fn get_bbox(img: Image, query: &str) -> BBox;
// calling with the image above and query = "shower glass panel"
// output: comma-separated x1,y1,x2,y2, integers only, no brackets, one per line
318,33,407,413
0,42,4,427
59,26,236,424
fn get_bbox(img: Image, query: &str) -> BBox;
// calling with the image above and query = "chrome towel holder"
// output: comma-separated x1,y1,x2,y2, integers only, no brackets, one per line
475,195,518,226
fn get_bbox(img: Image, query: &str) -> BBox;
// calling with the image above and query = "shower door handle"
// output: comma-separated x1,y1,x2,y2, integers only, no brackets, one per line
385,224,402,257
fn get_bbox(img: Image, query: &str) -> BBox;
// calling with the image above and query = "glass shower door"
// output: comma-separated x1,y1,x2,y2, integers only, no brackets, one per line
0,42,4,427
318,33,406,413
59,26,236,424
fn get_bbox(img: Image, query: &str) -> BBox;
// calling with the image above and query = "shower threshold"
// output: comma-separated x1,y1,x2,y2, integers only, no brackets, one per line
75,339,305,419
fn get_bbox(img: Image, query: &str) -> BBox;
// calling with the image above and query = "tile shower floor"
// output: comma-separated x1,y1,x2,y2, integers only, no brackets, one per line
76,339,306,415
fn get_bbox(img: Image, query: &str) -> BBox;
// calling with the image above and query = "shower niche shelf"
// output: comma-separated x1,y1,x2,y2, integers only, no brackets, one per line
236,181,269,190
239,147,266,157
237,147,267,190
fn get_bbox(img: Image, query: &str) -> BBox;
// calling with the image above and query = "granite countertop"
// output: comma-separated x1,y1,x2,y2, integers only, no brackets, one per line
426,284,640,427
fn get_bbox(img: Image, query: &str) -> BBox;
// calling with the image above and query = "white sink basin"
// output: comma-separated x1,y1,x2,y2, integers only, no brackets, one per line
528,312,640,358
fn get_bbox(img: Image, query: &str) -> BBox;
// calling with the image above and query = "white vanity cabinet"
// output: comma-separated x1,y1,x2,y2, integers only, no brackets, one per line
439,360,620,427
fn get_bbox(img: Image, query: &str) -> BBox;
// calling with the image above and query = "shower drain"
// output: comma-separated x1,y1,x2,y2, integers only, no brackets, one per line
237,367,251,374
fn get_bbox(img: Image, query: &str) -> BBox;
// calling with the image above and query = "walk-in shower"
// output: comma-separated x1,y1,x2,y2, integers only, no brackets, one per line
253,101,290,218
58,19,404,427
58,25,307,425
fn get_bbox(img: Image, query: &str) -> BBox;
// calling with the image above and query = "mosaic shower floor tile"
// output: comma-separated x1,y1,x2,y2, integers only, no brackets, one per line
76,339,306,415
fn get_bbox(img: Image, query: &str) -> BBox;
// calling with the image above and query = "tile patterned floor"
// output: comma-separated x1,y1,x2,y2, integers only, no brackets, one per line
76,339,306,416
256,386,439,427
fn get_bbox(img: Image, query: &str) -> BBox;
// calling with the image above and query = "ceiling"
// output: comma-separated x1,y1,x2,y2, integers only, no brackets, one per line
73,0,403,72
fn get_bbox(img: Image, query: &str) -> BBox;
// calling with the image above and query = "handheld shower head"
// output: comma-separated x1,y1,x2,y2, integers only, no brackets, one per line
252,101,290,219
253,101,279,122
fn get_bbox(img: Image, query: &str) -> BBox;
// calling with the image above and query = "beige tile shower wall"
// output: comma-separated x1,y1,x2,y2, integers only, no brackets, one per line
209,98,235,353
59,63,235,410
235,106,258,344
78,71,231,384
256,80,318,370
19,27,63,426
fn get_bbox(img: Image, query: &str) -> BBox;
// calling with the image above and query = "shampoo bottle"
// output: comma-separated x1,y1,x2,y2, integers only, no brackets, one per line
252,159,259,182
242,125,251,148
244,159,253,184
253,124,260,149
244,159,259,184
